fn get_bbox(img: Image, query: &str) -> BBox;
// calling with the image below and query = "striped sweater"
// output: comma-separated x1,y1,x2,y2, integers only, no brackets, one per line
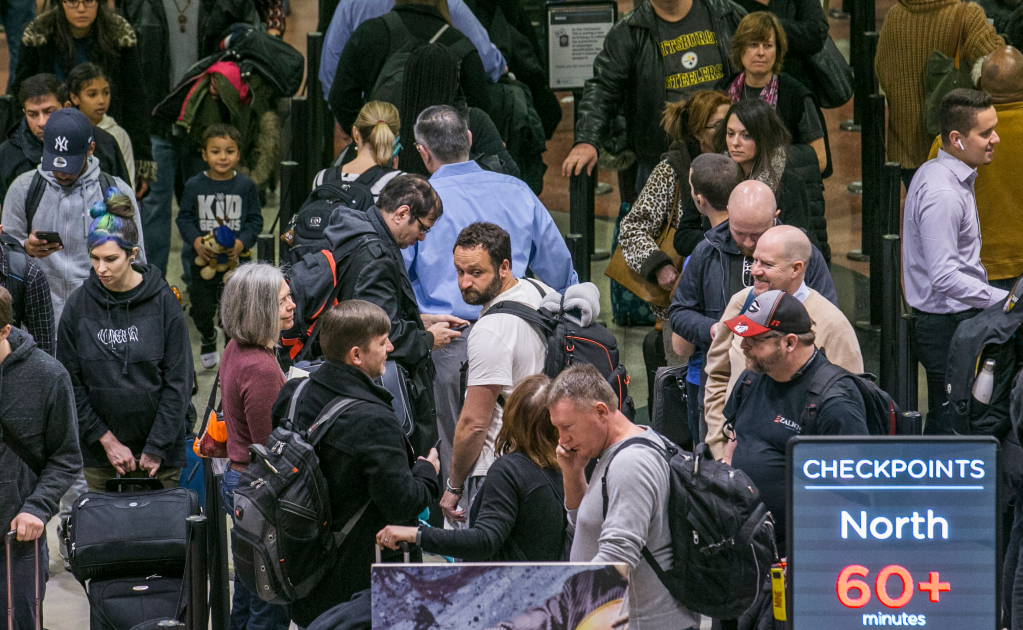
876,0,1003,169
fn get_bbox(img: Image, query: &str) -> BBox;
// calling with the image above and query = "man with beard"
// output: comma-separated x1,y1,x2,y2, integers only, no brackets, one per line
406,105,575,512
703,226,862,462
441,222,553,527
722,290,868,557
668,180,834,440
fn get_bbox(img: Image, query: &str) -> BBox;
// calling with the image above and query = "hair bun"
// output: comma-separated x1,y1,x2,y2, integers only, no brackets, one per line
89,200,107,219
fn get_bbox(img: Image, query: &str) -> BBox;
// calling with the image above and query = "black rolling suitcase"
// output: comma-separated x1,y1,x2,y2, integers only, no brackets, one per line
650,365,693,451
4,530,42,630
66,477,202,630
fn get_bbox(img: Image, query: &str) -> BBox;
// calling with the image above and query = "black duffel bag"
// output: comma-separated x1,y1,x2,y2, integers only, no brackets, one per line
67,481,199,581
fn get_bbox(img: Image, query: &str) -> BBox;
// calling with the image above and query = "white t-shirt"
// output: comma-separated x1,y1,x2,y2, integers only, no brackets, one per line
465,278,550,478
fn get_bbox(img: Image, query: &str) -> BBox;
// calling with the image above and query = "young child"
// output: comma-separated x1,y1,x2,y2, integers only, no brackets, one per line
176,124,263,368
65,63,135,188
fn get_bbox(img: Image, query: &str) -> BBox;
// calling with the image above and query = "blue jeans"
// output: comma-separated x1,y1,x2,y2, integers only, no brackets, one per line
142,134,206,277
221,468,291,630
1,0,33,92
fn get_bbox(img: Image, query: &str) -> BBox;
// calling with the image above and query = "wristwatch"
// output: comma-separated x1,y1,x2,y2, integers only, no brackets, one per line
445,479,464,497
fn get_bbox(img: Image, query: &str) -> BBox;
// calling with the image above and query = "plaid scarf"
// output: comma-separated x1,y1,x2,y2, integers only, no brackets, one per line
727,72,780,108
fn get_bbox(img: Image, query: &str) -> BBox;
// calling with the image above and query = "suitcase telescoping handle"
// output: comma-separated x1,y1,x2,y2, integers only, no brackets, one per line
374,541,410,564
104,475,165,492
5,530,42,630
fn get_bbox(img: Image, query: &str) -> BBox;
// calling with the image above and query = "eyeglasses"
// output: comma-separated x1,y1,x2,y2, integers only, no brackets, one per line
415,217,431,235
746,331,783,345
62,0,98,7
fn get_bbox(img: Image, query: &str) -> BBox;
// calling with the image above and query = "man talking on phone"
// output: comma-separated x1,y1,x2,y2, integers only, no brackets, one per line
1,108,143,323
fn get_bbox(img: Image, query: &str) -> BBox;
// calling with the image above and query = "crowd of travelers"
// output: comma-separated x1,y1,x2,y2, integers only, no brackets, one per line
1,0,1022,629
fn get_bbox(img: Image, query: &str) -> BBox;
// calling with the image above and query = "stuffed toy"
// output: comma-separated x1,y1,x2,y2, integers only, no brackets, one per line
195,223,241,281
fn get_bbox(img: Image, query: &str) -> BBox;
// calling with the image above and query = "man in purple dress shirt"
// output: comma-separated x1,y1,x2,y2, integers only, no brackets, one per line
903,88,1009,435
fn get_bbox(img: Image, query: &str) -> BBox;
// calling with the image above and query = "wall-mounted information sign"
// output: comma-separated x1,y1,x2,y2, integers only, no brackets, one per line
788,436,999,629
547,2,616,90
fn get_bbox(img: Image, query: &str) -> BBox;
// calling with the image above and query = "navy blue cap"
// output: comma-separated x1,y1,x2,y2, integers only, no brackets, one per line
42,108,93,175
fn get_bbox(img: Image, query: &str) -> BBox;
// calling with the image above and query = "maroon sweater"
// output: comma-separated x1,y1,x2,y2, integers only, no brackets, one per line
220,340,286,465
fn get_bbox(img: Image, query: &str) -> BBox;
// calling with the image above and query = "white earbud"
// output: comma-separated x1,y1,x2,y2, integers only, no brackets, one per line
956,139,965,150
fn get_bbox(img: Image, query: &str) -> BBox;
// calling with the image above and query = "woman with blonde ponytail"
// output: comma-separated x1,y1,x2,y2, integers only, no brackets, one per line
312,100,403,199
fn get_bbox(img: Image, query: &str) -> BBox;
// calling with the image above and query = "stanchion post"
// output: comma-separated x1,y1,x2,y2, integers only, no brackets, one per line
569,171,595,274
900,311,919,412
185,515,208,630
278,161,300,241
290,96,311,191
256,233,276,265
866,92,887,325
565,233,587,283
880,234,901,398
204,460,230,630
306,32,328,172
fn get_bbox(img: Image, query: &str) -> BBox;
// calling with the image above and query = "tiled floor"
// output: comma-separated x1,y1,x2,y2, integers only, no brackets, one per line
23,0,926,627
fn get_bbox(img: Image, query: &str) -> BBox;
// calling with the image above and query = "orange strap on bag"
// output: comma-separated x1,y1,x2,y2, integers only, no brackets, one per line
193,371,228,459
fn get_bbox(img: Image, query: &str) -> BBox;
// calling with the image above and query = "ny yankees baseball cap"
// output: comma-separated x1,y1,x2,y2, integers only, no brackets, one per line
42,108,93,175
723,289,813,337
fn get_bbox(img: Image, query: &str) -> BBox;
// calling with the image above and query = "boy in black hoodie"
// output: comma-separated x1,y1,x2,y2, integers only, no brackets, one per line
0,286,82,630
175,124,263,370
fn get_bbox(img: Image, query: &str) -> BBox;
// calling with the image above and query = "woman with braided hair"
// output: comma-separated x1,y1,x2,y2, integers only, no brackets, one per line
56,188,192,492
397,42,518,178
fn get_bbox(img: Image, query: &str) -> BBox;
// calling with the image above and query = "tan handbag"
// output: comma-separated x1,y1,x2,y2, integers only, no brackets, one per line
605,182,684,309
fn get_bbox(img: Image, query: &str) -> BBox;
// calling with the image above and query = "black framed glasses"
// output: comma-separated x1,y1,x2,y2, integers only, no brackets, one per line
62,0,98,7
415,217,431,235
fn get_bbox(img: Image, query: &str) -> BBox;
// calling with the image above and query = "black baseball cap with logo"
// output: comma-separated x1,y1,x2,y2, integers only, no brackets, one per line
42,108,93,175
723,289,813,337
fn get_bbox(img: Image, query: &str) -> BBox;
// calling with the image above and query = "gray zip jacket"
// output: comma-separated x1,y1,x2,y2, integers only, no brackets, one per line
1,157,144,321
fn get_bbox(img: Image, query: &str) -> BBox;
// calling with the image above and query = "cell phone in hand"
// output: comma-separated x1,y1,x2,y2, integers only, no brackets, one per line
451,323,469,331
35,231,63,247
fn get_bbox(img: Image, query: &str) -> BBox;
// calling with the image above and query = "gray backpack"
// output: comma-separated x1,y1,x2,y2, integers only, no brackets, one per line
230,379,369,603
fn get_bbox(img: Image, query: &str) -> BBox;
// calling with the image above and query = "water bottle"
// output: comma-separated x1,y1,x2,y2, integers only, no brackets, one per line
972,359,996,404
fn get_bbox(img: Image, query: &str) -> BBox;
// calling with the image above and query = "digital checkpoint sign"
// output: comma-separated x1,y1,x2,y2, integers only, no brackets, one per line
787,437,999,629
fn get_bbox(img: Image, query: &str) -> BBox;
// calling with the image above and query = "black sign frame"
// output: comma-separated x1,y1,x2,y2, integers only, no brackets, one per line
786,435,1001,628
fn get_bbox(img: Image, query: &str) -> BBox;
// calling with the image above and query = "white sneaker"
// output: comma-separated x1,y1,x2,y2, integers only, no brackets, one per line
201,350,219,369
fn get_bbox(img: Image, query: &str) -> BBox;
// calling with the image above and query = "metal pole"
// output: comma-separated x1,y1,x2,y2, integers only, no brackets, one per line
880,162,903,235
569,171,595,272
880,234,901,398
256,234,276,265
204,461,230,630
306,32,329,172
900,311,919,412
278,161,301,240
291,96,311,191
186,515,208,630
565,233,587,283
867,93,887,326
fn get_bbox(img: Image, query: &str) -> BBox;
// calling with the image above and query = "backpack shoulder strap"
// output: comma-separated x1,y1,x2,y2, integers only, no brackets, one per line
354,166,391,188
382,11,413,53
523,277,548,299
600,436,671,518
482,300,556,337
24,171,46,234
284,378,312,431
305,395,362,447
801,360,848,436
98,172,116,193
428,23,450,44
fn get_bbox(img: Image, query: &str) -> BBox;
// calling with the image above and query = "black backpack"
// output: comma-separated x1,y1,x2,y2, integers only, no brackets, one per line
732,361,918,436
0,232,27,326
25,170,116,234
945,281,1023,437
601,437,778,619
231,378,369,604
283,173,381,266
370,12,476,108
481,279,634,417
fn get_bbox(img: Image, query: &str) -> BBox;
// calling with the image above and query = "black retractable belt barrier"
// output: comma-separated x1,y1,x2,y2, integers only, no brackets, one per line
565,233,587,282
256,234,276,265
291,96,311,192
306,32,331,172
278,161,301,241
865,92,887,325
569,171,595,282
204,461,230,630
185,515,208,630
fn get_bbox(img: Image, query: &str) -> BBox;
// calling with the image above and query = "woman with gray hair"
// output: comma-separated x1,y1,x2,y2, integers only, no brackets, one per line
217,262,295,629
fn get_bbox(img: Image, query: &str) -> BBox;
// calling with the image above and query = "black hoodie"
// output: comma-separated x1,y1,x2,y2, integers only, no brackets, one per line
0,117,130,201
56,264,193,468
0,328,82,542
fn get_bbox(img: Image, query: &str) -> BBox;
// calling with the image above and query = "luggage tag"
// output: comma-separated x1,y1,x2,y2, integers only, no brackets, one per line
771,562,787,621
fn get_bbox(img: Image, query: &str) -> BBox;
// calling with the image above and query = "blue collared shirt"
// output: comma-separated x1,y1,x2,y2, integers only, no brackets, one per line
903,149,1008,313
319,0,506,98
404,161,578,320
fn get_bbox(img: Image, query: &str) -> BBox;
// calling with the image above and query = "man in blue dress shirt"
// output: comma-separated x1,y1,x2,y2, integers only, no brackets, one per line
404,104,577,485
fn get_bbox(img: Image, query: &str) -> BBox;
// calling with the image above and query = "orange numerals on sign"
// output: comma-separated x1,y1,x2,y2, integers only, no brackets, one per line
836,565,950,609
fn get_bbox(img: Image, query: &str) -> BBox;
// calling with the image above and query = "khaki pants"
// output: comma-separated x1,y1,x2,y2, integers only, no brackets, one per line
84,465,182,492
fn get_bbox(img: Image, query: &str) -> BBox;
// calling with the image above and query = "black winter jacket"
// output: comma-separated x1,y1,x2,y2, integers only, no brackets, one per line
668,219,836,351
271,361,440,627
0,118,129,201
56,264,193,468
323,206,438,455
730,0,829,93
784,143,830,262
0,328,82,550
574,0,746,168
12,10,155,181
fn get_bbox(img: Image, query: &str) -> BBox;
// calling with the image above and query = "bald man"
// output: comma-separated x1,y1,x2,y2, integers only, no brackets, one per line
928,46,1023,287
668,181,836,441
702,226,862,461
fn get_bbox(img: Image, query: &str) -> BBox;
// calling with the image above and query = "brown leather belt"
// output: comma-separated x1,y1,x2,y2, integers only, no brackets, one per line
230,461,248,472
